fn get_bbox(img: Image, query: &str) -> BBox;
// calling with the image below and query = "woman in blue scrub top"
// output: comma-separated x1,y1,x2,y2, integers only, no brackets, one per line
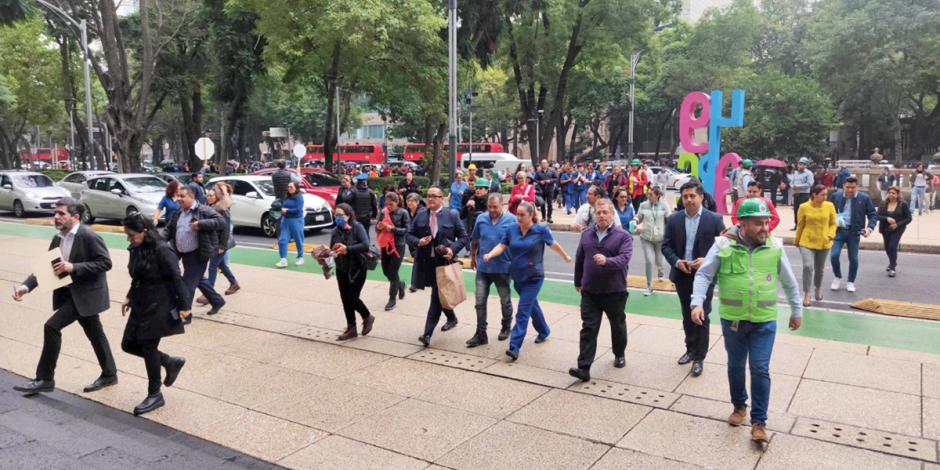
483,201,572,361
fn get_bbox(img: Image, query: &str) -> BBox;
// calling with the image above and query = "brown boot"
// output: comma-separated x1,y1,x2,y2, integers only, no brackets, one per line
225,283,240,295
728,406,748,426
361,315,375,336
336,324,358,341
751,424,769,444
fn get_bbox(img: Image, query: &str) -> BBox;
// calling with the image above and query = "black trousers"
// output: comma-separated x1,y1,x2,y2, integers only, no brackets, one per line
357,217,372,235
381,248,403,298
37,296,116,381
675,275,713,361
882,228,904,269
121,337,167,394
577,291,629,371
338,269,370,326
793,193,810,224
540,187,555,221
422,268,458,338
180,251,224,309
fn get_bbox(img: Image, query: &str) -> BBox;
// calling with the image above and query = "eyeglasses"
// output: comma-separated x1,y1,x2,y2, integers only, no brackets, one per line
427,194,443,199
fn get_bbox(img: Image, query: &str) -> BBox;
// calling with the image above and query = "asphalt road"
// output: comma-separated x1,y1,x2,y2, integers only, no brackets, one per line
0,369,279,470
2,211,936,307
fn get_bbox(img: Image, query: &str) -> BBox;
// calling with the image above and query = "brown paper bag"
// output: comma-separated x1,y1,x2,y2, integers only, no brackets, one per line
435,261,467,310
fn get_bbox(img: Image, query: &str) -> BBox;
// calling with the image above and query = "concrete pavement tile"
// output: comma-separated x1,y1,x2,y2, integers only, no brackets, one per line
338,398,497,461
436,420,608,470
214,362,325,409
669,395,796,433
590,447,705,470
277,435,427,470
343,335,424,358
869,346,940,366
257,378,404,433
617,409,764,470
625,313,685,330
341,357,464,397
0,336,45,378
168,351,261,398
481,361,579,389
626,324,720,359
924,363,940,398
146,388,246,437
775,334,869,354
272,339,388,379
674,367,800,413
506,389,651,444
803,349,922,395
417,324,512,361
415,370,548,419
511,336,608,373
755,433,920,470
201,409,326,462
924,397,940,440
77,370,150,412
590,350,691,392
788,379,921,436
705,339,814,377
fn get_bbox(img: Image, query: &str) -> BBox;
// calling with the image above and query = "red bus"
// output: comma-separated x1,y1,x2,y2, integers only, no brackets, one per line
303,144,384,164
18,147,70,168
402,142,505,162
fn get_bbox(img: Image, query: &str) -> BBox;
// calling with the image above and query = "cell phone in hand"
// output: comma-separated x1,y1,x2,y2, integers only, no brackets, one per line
50,257,69,279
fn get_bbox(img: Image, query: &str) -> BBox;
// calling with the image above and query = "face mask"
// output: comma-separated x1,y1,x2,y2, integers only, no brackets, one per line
335,215,347,226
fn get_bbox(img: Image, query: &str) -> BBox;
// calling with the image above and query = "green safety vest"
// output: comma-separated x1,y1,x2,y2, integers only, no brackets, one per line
715,236,782,323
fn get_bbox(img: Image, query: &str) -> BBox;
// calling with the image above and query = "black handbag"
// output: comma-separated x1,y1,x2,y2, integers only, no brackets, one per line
361,244,380,270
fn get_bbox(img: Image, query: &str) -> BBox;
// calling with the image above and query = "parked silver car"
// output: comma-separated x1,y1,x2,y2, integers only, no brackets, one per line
80,173,167,223
56,171,115,199
0,171,71,217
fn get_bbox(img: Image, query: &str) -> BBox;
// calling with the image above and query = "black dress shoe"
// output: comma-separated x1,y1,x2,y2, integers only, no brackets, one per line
133,392,165,416
163,357,186,387
182,315,192,325
418,335,430,347
384,297,396,311
83,375,118,393
677,352,692,365
505,349,519,361
691,360,704,377
398,282,406,300
465,332,488,348
207,302,225,315
13,379,54,395
497,326,511,341
614,356,626,368
568,367,590,382
408,286,417,293
441,320,458,332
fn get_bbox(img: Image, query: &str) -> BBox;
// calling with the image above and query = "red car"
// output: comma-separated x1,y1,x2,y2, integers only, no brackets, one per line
253,168,342,207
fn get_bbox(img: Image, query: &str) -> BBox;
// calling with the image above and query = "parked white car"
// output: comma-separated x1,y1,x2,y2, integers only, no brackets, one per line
57,171,115,199
208,175,334,237
80,173,167,223
0,171,71,217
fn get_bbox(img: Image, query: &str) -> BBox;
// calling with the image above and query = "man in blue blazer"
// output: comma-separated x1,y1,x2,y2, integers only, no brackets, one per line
662,181,726,377
407,186,469,347
828,176,877,293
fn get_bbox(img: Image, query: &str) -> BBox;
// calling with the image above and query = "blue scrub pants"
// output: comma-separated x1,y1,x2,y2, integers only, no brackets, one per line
508,277,550,352
564,192,576,213
278,216,305,259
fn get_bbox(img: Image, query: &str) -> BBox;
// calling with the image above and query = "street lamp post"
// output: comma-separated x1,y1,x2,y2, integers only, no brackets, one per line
447,0,458,180
527,109,543,166
628,51,641,160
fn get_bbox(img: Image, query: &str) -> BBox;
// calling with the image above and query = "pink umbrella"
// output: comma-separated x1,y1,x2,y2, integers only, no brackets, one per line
756,158,787,168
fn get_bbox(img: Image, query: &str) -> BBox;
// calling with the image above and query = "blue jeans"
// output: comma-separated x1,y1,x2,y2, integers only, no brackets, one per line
564,192,576,213
912,186,927,215
205,250,237,288
475,272,513,331
278,217,305,259
830,230,860,282
508,277,550,352
721,319,776,425
576,188,587,207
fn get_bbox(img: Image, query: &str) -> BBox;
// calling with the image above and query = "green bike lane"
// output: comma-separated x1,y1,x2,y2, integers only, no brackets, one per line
3,221,938,356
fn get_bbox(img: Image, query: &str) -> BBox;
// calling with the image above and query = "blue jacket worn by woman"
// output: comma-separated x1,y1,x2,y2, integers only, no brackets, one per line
281,194,304,219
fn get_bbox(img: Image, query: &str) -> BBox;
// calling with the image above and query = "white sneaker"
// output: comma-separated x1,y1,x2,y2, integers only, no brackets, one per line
295,257,305,266
830,278,842,291
846,282,856,293
644,287,654,296
275,258,288,268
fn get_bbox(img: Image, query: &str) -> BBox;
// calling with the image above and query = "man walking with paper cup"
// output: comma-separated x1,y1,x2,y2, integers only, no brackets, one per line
11,197,118,396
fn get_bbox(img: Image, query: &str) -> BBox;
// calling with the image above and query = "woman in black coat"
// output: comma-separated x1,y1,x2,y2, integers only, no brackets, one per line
375,192,411,311
330,203,374,341
120,214,189,416
877,186,912,277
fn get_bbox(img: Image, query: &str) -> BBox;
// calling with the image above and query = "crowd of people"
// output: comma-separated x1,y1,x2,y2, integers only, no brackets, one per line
7,154,930,447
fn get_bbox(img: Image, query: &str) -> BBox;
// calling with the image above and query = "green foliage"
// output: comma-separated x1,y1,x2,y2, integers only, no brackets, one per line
365,175,430,193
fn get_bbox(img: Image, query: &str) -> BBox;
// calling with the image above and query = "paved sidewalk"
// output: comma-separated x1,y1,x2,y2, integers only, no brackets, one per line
1,232,939,469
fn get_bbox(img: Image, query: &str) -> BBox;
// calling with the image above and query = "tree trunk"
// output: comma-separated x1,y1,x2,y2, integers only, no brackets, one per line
322,42,342,172
431,122,446,185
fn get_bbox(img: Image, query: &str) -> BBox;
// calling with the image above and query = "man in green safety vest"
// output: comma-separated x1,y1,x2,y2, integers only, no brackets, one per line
690,198,803,445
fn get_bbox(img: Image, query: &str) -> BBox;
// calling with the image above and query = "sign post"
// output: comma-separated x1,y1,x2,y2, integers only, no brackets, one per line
292,143,306,168
194,137,215,170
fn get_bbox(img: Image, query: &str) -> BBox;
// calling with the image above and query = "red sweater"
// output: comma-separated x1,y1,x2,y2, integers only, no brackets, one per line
731,196,781,231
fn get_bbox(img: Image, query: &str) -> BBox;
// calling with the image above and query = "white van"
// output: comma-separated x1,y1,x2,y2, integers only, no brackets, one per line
460,152,528,179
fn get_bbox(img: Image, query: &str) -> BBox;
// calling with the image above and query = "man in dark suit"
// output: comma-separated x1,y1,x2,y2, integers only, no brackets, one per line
828,176,877,293
11,198,118,395
407,186,469,347
662,181,725,377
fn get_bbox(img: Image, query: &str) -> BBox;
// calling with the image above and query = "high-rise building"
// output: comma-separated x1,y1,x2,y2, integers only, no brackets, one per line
115,0,139,17
680,0,736,23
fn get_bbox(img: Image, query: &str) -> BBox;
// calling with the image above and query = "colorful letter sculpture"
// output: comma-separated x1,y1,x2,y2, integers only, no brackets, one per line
678,89,746,214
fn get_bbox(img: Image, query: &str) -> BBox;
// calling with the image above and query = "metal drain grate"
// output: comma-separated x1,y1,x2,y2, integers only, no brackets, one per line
204,311,248,325
410,349,496,371
287,326,341,342
792,418,938,462
568,379,678,409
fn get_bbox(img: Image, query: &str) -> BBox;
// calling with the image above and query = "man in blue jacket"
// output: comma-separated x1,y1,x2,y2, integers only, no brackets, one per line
829,176,877,293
